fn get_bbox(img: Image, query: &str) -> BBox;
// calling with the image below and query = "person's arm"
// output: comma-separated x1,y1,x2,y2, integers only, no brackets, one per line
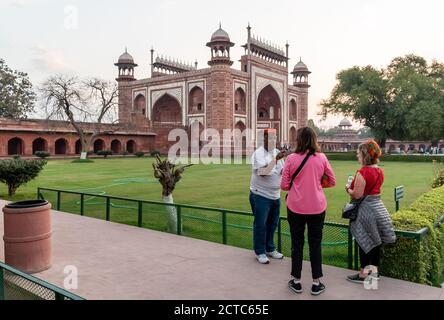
323,157,336,188
252,151,267,171
280,156,292,191
346,172,366,199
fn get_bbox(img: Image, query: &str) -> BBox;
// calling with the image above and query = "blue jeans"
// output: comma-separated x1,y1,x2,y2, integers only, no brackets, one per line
249,191,280,255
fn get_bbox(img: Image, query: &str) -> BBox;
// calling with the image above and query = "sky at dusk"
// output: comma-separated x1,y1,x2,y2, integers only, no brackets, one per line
1,0,443,128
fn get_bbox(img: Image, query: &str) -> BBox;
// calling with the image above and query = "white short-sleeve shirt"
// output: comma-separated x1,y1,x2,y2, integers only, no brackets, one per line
250,146,284,200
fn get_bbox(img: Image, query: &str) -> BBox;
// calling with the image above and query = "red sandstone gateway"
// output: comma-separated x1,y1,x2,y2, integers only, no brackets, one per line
2,200,52,274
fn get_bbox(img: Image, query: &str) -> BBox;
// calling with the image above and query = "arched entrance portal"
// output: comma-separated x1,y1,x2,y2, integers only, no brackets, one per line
55,138,68,155
94,139,105,153
75,139,82,154
32,138,48,154
8,137,24,156
126,140,136,154
257,84,282,145
153,94,182,124
111,140,122,154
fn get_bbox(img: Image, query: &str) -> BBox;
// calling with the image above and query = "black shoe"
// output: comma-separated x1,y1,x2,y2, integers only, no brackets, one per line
288,280,303,294
346,273,367,284
311,282,326,296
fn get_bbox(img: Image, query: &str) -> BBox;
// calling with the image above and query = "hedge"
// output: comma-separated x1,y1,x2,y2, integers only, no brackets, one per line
325,152,444,163
381,186,444,286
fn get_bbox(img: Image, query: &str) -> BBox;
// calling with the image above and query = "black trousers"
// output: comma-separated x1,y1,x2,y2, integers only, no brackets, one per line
287,209,325,279
359,245,381,269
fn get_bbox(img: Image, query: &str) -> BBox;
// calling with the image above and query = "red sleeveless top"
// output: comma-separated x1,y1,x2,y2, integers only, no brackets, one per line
351,166,384,195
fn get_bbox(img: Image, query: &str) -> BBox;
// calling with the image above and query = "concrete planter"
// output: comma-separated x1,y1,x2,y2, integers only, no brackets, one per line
3,200,52,274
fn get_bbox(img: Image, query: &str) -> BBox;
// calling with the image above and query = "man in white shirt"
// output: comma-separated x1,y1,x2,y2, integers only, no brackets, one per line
250,129,286,264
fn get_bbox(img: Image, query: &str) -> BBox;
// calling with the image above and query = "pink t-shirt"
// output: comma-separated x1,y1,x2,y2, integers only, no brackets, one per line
281,152,336,214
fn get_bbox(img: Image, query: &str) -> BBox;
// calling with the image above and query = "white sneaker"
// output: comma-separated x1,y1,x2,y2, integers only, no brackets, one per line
256,254,270,264
266,250,284,259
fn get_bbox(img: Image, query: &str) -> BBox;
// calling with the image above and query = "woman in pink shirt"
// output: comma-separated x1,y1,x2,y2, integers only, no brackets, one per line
281,127,336,296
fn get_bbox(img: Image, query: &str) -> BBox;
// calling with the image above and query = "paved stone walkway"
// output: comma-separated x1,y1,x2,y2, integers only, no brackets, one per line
1,200,443,300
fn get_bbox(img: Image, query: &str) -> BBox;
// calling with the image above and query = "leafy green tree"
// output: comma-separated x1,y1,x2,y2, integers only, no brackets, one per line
320,54,444,147
307,119,320,135
357,127,373,139
0,59,35,118
0,158,47,196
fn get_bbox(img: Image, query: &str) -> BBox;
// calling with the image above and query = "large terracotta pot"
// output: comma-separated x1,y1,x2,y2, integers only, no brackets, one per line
3,200,52,274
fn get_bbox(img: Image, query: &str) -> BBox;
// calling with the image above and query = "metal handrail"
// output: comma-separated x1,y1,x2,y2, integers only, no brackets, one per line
36,187,428,271
37,187,422,238
0,261,84,300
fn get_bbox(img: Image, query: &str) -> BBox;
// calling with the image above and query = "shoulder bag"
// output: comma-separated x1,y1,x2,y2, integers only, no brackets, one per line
342,168,381,221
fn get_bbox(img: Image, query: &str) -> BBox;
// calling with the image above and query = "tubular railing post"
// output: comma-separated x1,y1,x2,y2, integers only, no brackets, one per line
57,191,61,211
80,194,84,216
0,267,5,300
177,205,182,235
222,211,227,245
37,187,41,200
347,229,353,270
138,201,143,228
277,217,282,253
106,197,110,221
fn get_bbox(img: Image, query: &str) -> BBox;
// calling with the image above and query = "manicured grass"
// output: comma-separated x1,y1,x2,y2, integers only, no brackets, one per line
1,157,435,268
0,157,435,223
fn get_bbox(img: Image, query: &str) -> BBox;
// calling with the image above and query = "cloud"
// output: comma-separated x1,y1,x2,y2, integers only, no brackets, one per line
29,45,70,72
8,0,27,7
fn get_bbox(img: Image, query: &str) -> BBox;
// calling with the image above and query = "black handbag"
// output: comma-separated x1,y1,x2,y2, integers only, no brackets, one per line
342,198,365,221
342,169,381,221
285,150,314,201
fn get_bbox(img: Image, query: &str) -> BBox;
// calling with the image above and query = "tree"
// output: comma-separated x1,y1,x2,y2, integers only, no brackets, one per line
40,75,120,158
0,158,46,196
152,155,192,233
320,54,444,148
307,119,320,135
320,65,391,147
0,58,35,118
357,127,373,139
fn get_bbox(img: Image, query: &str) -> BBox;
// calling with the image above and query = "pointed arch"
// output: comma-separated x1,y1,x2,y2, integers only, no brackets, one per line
152,93,182,124
134,94,146,115
32,138,48,154
234,88,246,114
111,139,122,154
289,126,297,148
55,138,68,155
188,86,204,114
257,84,281,121
93,139,105,153
289,98,298,121
8,137,24,155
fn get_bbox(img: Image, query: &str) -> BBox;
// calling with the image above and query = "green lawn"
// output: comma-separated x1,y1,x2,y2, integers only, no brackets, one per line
0,157,436,222
0,157,435,269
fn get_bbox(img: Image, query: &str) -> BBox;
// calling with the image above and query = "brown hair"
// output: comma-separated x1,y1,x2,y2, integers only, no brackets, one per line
295,127,320,154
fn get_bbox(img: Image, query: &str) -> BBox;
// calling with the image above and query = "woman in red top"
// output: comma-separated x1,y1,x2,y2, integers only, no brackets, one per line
345,140,396,283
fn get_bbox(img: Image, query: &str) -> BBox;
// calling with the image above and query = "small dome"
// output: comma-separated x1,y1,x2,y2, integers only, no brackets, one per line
211,24,230,42
117,49,135,64
339,118,352,127
293,59,308,72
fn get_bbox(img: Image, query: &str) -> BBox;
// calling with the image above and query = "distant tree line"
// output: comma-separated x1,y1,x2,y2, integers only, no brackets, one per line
308,119,373,139
320,54,444,148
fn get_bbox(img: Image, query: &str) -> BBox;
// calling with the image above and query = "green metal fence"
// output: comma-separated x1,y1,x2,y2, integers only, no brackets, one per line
37,187,422,270
0,261,84,300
